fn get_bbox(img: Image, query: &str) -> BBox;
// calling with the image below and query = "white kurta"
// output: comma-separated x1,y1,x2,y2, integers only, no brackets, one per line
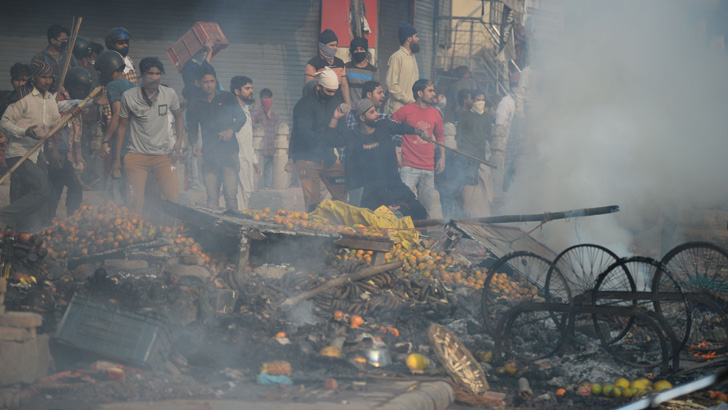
235,104,258,210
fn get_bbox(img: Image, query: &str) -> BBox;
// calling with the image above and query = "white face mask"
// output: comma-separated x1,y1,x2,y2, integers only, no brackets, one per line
472,100,486,114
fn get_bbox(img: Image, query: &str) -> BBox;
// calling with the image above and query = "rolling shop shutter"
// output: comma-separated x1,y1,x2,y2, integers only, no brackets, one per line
0,0,321,125
413,0,437,80
378,0,412,91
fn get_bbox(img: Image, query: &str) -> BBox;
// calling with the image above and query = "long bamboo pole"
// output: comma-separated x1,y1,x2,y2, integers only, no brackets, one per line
420,133,497,169
0,86,101,185
58,17,82,95
413,205,620,228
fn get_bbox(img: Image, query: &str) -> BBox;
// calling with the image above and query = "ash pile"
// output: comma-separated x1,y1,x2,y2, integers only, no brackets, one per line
0,201,727,410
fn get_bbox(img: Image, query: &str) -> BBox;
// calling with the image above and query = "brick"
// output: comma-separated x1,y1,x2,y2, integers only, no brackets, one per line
163,263,210,280
0,277,6,293
0,326,35,342
0,312,42,329
0,334,50,386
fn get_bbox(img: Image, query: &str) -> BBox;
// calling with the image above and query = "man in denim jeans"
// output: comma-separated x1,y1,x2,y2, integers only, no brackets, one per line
392,79,445,218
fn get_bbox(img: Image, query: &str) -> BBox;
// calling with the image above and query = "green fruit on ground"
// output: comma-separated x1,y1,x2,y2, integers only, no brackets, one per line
653,380,673,391
635,377,652,386
603,384,615,396
612,387,623,398
591,383,603,395
615,378,630,389
630,379,648,391
622,387,637,398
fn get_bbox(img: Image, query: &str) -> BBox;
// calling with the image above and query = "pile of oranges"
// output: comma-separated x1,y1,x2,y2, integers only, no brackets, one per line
329,243,504,292
40,202,212,266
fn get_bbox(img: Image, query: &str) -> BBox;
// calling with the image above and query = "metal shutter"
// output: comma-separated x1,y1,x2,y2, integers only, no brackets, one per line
414,0,437,81
0,0,320,125
378,0,412,91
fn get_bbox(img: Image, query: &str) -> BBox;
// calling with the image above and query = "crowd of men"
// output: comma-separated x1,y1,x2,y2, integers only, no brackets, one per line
0,20,522,231
289,22,522,221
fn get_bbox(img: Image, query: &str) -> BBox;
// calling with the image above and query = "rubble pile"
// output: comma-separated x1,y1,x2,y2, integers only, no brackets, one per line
0,204,726,410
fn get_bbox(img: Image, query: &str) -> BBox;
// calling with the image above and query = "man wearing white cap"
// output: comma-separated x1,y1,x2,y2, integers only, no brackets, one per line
289,68,347,212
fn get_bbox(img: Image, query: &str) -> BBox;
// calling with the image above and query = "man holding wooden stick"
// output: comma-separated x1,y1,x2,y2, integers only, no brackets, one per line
0,60,81,231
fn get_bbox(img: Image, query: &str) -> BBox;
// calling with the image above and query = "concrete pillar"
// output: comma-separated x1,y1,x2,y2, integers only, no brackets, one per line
273,122,290,190
252,125,265,191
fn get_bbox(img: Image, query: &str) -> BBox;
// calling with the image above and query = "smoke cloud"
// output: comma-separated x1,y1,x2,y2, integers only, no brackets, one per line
503,0,728,256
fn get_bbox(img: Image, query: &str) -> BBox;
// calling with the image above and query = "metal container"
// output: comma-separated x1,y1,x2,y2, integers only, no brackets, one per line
360,348,392,367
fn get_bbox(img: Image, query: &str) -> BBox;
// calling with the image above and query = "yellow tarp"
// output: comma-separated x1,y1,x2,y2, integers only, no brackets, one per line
309,200,420,250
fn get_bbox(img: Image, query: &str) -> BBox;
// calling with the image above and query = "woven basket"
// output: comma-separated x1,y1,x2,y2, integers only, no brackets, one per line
428,323,489,395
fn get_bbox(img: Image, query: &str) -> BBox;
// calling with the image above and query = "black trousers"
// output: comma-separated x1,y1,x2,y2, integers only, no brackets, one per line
0,157,54,231
361,183,427,221
48,156,82,217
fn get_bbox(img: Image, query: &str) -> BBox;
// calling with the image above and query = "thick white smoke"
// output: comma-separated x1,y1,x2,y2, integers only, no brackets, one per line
502,0,728,256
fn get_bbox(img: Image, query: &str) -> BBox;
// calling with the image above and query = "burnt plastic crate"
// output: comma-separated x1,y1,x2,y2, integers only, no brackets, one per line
167,22,229,72
54,293,170,370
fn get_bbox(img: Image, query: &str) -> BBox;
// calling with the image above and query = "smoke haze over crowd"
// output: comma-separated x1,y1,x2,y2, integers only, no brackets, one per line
503,0,728,255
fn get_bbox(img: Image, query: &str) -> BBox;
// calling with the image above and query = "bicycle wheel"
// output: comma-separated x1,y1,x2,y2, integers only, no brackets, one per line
660,242,728,354
591,257,637,345
660,242,728,299
482,251,571,337
548,244,620,300
593,257,690,368
547,244,620,344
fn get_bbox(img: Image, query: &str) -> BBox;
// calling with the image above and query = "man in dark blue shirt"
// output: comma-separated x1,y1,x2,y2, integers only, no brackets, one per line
186,66,245,210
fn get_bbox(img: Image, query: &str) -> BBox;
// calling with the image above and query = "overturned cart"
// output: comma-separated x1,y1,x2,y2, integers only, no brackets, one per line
164,201,396,287
479,240,728,374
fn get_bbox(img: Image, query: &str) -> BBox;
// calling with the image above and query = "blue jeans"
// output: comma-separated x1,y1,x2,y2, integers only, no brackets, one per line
347,186,364,207
263,156,274,189
400,166,435,218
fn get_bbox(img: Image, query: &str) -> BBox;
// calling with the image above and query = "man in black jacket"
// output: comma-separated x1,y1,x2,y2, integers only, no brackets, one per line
325,99,426,220
289,68,347,212
186,66,246,210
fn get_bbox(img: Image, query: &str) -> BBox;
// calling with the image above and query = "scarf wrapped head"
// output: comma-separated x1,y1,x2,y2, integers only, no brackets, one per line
30,60,54,78
16,60,54,99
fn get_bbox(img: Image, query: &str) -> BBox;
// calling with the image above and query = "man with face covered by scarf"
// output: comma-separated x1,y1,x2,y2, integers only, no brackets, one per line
304,29,351,106
289,68,347,212
344,37,378,105
0,60,80,230
30,24,78,94
456,89,495,218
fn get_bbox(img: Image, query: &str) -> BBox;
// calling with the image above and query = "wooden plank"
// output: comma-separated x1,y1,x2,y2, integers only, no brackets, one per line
334,237,393,252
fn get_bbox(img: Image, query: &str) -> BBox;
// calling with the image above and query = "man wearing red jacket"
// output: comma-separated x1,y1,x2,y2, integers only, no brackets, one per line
392,79,445,218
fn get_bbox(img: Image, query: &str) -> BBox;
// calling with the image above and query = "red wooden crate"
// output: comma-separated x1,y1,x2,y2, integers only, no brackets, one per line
167,22,229,72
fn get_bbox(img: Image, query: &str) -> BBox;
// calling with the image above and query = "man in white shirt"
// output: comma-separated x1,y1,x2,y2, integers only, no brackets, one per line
0,60,80,230
493,87,516,200
230,75,262,210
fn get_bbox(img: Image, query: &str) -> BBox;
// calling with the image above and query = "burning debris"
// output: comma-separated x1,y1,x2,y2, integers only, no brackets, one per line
0,201,726,409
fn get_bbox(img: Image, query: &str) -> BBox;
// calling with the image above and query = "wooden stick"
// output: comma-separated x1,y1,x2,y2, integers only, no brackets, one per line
58,16,82,95
420,133,497,169
413,204,620,228
0,86,101,185
279,260,404,310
